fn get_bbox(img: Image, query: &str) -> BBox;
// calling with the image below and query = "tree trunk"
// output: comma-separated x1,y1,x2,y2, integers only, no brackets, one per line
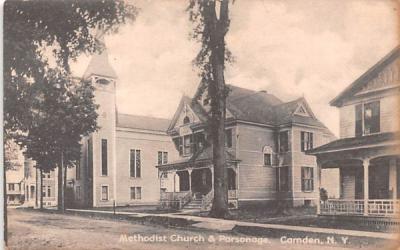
4,165,8,246
57,152,64,211
40,168,43,209
63,162,67,210
35,167,38,208
209,0,230,218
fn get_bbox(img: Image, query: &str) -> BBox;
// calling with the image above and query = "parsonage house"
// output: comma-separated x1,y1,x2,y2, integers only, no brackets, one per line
157,83,335,210
308,46,400,218
71,41,336,209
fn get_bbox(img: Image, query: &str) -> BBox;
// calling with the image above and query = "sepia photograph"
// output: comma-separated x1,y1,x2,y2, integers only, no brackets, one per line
2,0,400,249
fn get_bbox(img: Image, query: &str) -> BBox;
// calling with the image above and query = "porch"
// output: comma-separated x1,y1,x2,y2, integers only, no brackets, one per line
307,132,400,218
158,165,239,210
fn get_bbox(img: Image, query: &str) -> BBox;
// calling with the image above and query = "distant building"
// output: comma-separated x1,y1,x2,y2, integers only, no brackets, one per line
22,158,58,208
6,168,24,206
308,47,400,217
158,83,335,209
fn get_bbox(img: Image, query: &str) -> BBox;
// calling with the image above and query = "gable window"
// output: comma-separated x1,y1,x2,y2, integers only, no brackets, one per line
279,131,289,153
276,166,289,191
301,131,313,152
183,116,190,124
301,167,314,192
225,128,233,148
101,185,109,201
101,139,108,176
158,151,168,165
130,187,142,200
355,101,380,136
130,149,141,178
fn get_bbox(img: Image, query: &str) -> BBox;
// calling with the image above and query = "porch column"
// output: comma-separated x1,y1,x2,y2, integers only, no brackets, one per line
316,160,322,215
389,158,397,199
363,158,370,216
211,167,214,191
188,169,192,192
173,172,176,192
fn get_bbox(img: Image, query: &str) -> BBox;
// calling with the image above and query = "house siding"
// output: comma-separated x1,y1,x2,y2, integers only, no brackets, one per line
236,123,277,200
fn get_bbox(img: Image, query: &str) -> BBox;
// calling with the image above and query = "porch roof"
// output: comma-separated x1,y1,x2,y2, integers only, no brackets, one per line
156,146,240,171
306,132,399,155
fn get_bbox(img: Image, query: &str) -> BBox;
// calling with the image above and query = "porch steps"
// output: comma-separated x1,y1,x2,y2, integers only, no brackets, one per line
183,199,202,210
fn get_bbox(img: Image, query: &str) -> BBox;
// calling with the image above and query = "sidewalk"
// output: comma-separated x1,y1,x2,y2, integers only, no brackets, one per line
67,208,398,240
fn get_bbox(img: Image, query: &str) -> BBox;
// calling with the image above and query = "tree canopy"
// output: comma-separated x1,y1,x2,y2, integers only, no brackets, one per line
4,0,137,137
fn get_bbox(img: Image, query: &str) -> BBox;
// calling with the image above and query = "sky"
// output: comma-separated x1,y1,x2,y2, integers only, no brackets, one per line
71,0,398,136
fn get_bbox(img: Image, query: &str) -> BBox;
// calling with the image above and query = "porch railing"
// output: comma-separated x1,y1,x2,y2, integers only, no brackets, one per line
368,199,400,217
201,190,214,211
159,191,191,210
321,199,364,215
321,199,400,217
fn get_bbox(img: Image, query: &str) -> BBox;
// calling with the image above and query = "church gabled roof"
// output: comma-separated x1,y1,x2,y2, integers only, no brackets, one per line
117,113,170,132
82,35,117,79
330,46,400,107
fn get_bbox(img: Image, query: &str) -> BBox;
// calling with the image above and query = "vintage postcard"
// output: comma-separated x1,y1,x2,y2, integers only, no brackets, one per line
2,0,400,249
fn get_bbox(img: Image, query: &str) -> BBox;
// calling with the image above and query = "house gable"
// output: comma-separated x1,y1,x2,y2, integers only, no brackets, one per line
168,96,203,131
355,58,400,96
330,46,400,107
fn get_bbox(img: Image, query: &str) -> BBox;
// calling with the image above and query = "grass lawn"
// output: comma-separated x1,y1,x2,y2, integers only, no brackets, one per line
194,206,398,233
71,204,179,214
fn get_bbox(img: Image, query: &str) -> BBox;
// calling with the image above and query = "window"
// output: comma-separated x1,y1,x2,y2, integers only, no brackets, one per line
88,138,93,177
42,186,46,197
193,132,206,153
301,167,314,192
301,131,313,152
76,186,81,200
225,129,233,148
101,139,108,176
76,161,81,180
130,149,141,177
47,186,51,197
174,137,183,156
276,167,289,191
101,186,109,201
264,153,272,166
183,116,190,124
158,151,168,165
279,131,289,152
355,101,380,136
183,135,192,155
30,186,35,199
8,184,14,191
130,187,142,200
364,101,380,135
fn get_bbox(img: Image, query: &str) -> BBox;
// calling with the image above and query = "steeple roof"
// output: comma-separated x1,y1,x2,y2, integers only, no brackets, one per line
82,35,117,79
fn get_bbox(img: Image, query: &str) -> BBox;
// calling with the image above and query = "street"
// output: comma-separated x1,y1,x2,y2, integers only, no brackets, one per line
7,208,391,250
